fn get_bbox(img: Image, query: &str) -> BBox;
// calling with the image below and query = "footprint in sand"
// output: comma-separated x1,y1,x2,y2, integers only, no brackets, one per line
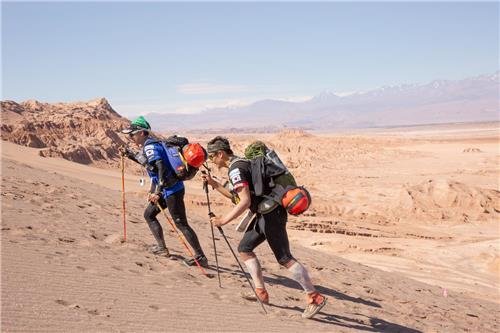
87,309,100,316
50,210,64,219
10,229,28,236
78,239,92,247
41,203,54,210
146,263,163,273
55,299,70,306
209,292,225,301
58,237,76,243
191,279,203,286
103,234,123,244
29,197,43,205
55,300,82,310
55,299,110,317
267,309,290,318
150,281,164,287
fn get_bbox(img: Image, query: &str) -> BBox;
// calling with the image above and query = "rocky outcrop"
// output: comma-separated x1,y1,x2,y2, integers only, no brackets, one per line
398,179,500,223
1,98,130,166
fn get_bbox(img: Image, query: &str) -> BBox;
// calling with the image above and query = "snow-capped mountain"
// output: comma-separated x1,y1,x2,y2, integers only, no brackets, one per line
146,72,499,131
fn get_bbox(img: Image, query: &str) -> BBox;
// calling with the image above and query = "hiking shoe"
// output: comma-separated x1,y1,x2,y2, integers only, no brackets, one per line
241,287,269,305
302,292,327,319
151,245,169,256
183,255,208,268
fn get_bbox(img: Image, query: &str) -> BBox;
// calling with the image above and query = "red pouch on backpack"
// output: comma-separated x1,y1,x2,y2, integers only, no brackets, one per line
182,143,207,168
281,187,312,215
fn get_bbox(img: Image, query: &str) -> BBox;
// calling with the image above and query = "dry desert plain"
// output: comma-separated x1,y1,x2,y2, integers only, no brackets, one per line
1,122,499,332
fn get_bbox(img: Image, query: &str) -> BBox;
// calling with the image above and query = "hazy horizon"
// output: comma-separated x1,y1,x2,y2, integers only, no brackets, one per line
2,1,498,118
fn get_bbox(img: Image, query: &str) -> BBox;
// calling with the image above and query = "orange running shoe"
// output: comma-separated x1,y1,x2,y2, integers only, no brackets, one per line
241,287,269,305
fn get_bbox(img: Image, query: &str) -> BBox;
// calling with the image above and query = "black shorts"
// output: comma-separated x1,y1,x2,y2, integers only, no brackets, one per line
237,206,295,266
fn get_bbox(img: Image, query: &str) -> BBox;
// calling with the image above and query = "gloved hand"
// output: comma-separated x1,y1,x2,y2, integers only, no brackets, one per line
119,146,136,159
118,146,127,156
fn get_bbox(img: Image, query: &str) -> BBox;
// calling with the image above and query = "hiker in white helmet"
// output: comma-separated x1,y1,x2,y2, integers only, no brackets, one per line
203,136,327,319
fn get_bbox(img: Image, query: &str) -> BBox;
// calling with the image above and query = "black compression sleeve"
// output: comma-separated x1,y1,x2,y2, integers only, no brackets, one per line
123,147,140,164
154,159,167,194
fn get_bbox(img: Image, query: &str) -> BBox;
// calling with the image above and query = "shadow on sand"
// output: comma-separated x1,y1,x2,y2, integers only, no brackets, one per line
209,267,422,332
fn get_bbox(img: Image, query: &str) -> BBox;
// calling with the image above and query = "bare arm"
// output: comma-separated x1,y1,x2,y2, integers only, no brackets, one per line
202,173,233,199
212,185,251,227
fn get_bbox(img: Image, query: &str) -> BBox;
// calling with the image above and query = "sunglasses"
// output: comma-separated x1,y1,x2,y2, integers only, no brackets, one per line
208,151,218,161
128,130,141,137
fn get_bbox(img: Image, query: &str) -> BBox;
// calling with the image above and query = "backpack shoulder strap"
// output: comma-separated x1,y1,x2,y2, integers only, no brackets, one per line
228,156,247,168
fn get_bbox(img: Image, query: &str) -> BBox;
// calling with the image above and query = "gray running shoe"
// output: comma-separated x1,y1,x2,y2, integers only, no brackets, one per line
183,255,208,268
151,245,169,256
302,292,327,319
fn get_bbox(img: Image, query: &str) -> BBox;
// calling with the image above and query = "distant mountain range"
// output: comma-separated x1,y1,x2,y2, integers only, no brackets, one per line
146,72,499,131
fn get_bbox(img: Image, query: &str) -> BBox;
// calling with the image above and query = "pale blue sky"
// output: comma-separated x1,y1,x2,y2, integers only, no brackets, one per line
2,1,499,117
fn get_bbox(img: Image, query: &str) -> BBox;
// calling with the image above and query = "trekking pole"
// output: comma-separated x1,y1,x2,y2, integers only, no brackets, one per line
202,169,221,288
120,154,127,241
156,203,213,278
215,225,267,314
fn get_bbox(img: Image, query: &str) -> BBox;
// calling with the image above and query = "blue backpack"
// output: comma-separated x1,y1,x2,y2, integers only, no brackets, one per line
161,136,198,181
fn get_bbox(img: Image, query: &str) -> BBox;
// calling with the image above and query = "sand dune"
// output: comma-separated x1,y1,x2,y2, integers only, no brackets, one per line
398,178,499,222
2,122,499,332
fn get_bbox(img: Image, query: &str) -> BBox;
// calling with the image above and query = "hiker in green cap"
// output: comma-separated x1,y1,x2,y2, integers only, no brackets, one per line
202,136,327,319
121,116,208,267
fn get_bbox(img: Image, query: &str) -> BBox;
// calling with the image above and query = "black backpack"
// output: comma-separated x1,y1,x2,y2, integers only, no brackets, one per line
231,141,311,215
164,135,189,148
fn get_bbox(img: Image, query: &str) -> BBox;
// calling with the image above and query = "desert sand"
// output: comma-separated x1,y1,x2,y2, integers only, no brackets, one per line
1,122,499,332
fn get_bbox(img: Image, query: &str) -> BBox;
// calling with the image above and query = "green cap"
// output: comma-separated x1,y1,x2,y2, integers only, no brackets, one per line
122,116,151,134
